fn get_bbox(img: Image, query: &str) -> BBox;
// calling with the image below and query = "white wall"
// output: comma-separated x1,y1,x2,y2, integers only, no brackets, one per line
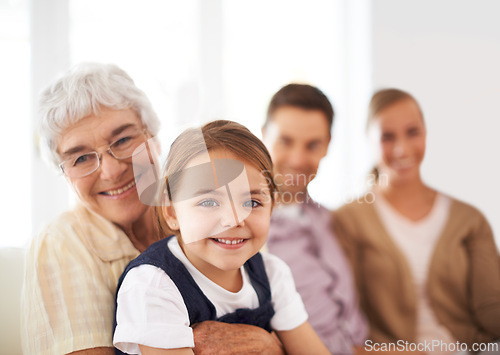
371,0,500,246
30,0,72,241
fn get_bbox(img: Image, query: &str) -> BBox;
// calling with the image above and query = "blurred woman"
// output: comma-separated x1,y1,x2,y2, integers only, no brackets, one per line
333,88,500,351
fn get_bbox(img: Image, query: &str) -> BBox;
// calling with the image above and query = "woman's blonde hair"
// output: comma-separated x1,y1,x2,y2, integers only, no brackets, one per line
156,120,277,238
367,88,424,130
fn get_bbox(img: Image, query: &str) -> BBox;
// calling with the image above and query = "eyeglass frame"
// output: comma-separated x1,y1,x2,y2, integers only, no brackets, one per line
58,128,150,178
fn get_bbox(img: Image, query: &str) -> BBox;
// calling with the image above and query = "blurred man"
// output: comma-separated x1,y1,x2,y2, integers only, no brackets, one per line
263,84,368,355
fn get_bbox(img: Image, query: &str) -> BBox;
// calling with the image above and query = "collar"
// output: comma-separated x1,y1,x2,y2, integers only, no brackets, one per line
73,204,140,262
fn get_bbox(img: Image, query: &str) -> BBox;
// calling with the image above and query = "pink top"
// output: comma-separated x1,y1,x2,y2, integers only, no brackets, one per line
267,197,368,354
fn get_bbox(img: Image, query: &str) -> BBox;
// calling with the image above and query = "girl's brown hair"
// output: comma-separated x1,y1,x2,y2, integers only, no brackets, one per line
156,120,277,238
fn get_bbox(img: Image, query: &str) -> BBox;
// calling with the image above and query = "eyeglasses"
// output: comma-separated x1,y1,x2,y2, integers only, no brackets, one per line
59,128,149,178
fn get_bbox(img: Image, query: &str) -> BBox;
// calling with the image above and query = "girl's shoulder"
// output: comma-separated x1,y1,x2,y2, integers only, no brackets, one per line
259,252,294,283
261,251,289,268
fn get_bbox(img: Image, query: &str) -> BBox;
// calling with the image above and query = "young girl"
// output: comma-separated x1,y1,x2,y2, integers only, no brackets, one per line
114,120,330,354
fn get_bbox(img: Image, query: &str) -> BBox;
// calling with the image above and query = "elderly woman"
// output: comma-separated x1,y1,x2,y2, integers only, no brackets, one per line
21,63,282,355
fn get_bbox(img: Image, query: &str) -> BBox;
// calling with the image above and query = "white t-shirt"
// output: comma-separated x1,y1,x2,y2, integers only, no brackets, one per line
114,237,308,354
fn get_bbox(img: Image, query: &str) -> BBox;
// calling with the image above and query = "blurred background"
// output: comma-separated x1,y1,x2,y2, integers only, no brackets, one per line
1,0,499,249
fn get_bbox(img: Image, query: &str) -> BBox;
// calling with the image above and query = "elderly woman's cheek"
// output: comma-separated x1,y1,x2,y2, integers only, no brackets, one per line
69,167,148,227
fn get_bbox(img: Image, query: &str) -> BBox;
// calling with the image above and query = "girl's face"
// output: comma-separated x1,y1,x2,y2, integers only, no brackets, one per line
164,149,273,274
369,99,426,186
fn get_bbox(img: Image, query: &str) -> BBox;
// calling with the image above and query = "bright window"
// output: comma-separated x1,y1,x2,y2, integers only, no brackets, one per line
0,0,31,247
4,0,368,247
68,0,358,209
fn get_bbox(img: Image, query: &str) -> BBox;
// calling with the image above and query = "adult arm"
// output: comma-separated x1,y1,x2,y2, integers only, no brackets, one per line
466,210,500,335
68,348,115,355
331,208,371,345
193,321,284,355
116,265,285,355
331,209,362,290
116,314,285,355
139,345,194,355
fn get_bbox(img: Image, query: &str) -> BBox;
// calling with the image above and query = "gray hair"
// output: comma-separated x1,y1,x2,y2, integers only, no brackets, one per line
39,62,160,167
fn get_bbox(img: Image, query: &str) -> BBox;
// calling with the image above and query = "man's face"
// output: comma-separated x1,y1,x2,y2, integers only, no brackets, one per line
263,106,330,202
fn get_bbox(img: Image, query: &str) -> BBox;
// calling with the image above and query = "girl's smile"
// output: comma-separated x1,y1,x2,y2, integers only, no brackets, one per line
163,149,273,289
211,237,248,248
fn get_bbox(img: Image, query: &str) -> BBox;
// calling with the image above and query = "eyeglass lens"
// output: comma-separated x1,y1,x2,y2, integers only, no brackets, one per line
62,129,146,178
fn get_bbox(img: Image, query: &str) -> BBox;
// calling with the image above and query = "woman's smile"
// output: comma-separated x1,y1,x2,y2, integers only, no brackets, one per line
98,179,137,197
58,108,151,228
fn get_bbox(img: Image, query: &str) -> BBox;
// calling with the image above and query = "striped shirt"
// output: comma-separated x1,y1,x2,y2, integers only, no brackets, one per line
21,204,139,355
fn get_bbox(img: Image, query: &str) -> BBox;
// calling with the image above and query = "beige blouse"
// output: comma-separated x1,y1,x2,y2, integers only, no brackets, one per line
333,195,500,346
21,204,140,355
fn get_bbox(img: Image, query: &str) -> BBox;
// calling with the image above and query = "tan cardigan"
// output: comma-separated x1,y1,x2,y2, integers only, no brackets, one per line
333,195,500,345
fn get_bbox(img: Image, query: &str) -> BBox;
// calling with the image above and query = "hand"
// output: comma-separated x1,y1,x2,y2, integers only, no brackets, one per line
192,321,284,355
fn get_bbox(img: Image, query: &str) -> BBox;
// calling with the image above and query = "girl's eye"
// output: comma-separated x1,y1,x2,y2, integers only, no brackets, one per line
243,199,262,209
197,199,219,208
